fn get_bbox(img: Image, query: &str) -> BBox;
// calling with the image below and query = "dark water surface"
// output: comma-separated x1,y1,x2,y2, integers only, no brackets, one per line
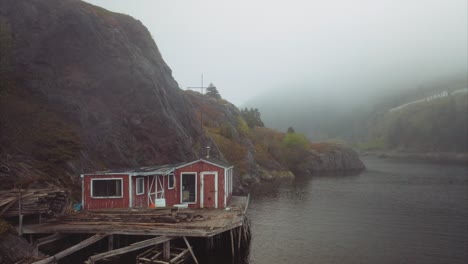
238,157,468,264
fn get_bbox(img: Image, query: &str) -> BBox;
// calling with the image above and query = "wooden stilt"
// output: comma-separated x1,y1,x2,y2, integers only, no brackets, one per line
183,236,199,264
230,229,235,257
163,240,170,260
108,235,114,251
237,227,242,250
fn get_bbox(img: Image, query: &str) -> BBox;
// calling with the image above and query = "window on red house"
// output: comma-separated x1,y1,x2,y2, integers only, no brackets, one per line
92,179,122,198
136,178,145,195
168,173,175,189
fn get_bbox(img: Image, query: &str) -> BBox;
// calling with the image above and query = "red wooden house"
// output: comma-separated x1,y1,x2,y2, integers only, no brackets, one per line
80,158,234,210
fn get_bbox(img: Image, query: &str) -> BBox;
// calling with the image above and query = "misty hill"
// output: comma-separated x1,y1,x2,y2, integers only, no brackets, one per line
0,0,364,194
246,74,468,153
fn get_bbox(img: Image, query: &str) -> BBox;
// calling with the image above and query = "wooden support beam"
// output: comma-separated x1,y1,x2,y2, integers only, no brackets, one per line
163,240,170,260
230,230,235,257
237,227,242,250
33,233,107,264
87,236,172,263
183,236,199,264
170,248,189,263
108,234,114,251
33,233,68,256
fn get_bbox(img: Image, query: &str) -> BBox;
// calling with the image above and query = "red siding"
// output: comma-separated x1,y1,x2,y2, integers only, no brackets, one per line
83,174,129,210
82,160,233,210
171,161,227,209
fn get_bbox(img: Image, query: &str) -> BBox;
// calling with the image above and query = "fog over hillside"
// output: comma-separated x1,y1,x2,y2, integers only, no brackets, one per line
82,0,467,150
83,0,467,106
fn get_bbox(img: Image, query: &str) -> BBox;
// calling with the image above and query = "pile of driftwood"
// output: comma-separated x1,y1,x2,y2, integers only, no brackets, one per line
59,209,205,224
0,189,70,218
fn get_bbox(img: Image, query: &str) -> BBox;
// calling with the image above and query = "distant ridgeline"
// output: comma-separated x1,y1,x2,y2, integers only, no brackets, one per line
362,85,468,153
389,88,468,112
246,75,468,154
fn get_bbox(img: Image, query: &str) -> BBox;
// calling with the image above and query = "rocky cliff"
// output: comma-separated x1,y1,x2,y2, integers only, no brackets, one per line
0,0,364,194
0,0,209,191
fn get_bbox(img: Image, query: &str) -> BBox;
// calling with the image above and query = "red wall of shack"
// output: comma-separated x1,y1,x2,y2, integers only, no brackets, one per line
171,161,226,209
82,174,129,210
83,161,232,210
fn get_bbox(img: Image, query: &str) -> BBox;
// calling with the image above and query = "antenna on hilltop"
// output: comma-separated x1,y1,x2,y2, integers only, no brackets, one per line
187,74,209,94
187,74,212,158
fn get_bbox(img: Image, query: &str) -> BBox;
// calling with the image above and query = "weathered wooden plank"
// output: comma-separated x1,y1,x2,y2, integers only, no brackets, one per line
230,230,235,257
170,248,189,264
33,233,68,256
182,236,198,264
163,240,170,260
32,233,107,264
87,236,172,263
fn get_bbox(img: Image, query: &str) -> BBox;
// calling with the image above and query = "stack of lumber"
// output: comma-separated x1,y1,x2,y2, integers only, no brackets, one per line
58,209,205,224
0,189,69,217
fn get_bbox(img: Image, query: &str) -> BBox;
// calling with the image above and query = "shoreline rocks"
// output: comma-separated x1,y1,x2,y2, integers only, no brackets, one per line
361,151,468,165
293,146,365,175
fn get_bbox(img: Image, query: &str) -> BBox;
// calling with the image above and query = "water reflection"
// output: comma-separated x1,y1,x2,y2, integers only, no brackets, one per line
242,157,468,264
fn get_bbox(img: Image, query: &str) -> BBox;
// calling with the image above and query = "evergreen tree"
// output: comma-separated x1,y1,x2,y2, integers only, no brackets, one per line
287,126,295,133
206,83,221,99
241,107,265,128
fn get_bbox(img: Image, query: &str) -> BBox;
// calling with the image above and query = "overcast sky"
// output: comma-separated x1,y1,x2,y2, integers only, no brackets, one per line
84,0,467,105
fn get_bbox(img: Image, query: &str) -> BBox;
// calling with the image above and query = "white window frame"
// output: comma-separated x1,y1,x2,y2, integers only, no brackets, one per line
91,178,124,199
168,173,175,189
180,172,197,204
136,177,145,195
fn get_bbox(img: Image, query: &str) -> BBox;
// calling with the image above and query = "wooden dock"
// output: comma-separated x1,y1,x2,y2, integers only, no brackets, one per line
21,196,248,237
14,196,250,264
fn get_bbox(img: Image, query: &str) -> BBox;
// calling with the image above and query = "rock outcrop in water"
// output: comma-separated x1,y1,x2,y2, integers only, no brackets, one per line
295,146,365,174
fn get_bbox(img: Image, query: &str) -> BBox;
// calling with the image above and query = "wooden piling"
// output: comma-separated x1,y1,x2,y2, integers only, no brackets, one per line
163,240,170,260
230,229,235,257
237,227,242,250
108,235,114,251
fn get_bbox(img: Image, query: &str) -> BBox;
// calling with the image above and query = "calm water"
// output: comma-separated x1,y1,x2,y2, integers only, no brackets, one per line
239,157,468,264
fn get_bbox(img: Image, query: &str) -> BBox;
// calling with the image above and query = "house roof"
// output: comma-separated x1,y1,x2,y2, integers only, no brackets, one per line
83,158,232,177
202,157,233,169
84,162,186,176
176,158,233,170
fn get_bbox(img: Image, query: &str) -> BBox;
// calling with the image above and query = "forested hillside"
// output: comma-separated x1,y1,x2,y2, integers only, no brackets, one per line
248,74,468,153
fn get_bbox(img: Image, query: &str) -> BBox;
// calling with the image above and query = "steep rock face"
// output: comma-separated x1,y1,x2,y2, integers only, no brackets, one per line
0,0,203,188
